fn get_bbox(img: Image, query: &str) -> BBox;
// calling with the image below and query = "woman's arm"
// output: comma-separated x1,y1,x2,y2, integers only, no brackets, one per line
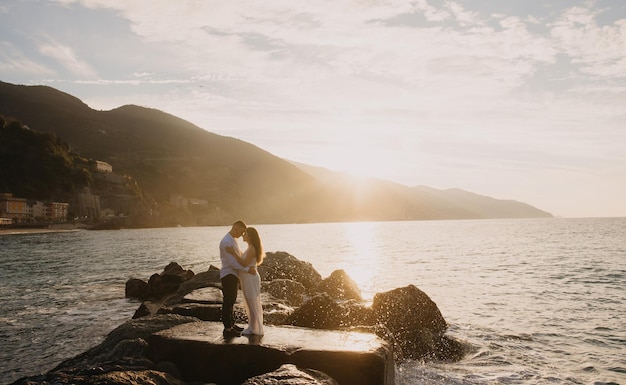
239,246,257,267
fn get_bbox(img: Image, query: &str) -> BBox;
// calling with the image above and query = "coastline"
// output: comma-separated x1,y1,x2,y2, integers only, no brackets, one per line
0,223,87,236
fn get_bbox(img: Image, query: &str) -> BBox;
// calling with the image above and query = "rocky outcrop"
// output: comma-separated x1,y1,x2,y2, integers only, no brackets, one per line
148,322,394,385
258,251,323,292
125,262,199,301
123,256,467,363
14,253,467,385
315,269,362,301
10,314,200,385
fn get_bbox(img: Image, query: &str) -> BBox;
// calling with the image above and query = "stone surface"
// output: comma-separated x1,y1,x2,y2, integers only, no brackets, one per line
315,269,362,301
262,279,306,306
242,364,339,385
284,293,373,329
181,286,224,304
258,251,323,293
149,321,394,385
371,284,450,360
11,315,201,385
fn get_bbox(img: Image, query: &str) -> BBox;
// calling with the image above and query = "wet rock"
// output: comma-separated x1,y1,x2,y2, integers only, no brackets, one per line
149,322,394,385
162,262,194,280
262,279,306,306
132,301,163,319
315,269,362,301
148,273,185,298
10,369,187,385
284,293,373,329
169,303,222,321
11,315,200,385
182,284,223,303
242,363,339,385
125,278,150,300
167,269,221,304
125,262,204,302
258,251,323,293
371,284,449,360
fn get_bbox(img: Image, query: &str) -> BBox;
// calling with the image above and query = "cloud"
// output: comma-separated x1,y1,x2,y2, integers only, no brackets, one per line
0,42,55,76
38,38,98,79
549,5,626,78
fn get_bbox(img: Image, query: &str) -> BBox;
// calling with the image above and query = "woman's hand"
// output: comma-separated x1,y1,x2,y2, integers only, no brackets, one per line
225,245,236,255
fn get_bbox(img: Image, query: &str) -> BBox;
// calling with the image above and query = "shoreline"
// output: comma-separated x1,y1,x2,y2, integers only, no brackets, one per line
0,224,87,236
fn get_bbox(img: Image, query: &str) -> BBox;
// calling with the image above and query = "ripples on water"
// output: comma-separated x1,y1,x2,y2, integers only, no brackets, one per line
1,218,624,384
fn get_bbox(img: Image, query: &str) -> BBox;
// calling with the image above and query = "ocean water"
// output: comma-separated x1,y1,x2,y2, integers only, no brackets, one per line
0,218,624,384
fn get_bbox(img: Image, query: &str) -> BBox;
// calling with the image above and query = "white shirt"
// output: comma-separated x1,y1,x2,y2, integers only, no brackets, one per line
219,232,247,279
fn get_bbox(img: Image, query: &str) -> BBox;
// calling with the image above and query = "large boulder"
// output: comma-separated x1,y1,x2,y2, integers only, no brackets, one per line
315,269,362,301
372,285,458,360
125,278,151,299
258,252,323,292
284,294,373,329
262,279,307,306
125,262,198,301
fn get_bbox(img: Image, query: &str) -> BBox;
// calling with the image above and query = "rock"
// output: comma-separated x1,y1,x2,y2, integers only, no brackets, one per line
162,262,194,280
181,285,224,304
242,363,339,384
126,263,202,302
283,294,373,329
261,302,294,325
125,278,151,300
262,279,306,306
258,252,323,293
315,269,362,301
132,301,163,319
167,269,221,304
371,284,449,360
170,303,222,321
148,273,185,298
52,314,201,372
148,322,394,385
11,315,201,385
10,369,187,385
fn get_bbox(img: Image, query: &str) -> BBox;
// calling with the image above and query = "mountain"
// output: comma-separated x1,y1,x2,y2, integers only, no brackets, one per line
0,81,552,225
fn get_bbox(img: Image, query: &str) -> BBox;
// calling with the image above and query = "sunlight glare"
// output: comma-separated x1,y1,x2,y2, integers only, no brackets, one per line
341,221,379,302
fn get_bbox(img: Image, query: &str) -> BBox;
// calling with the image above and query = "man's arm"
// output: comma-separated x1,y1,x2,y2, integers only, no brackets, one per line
221,242,248,271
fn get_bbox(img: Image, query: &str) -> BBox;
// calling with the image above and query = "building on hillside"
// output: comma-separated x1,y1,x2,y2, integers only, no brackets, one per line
95,161,113,173
48,202,69,221
0,193,69,223
0,193,28,223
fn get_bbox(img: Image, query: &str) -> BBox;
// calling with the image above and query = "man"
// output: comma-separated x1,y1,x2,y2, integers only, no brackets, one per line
219,220,253,337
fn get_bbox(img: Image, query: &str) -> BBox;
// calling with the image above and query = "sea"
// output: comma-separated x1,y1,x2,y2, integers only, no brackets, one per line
0,218,624,385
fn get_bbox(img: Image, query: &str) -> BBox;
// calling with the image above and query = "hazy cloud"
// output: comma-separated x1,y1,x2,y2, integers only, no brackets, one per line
38,38,98,79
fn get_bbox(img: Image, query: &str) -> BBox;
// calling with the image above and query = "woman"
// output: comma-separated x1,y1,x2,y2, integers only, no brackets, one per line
226,226,264,335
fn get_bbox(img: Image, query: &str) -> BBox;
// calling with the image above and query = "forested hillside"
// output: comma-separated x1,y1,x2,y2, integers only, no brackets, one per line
0,80,552,226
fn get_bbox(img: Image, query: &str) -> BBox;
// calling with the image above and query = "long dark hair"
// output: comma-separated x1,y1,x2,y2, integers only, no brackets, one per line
246,227,264,265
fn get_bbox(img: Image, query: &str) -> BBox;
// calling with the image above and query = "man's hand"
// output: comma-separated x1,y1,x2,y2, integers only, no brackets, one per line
248,267,257,275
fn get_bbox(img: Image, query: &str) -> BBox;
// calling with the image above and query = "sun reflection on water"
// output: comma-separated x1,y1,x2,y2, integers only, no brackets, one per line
340,221,382,303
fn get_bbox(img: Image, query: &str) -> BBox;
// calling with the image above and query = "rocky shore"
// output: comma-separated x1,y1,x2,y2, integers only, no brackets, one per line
10,252,468,385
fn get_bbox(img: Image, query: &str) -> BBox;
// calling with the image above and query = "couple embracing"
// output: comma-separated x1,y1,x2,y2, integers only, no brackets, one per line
219,220,264,338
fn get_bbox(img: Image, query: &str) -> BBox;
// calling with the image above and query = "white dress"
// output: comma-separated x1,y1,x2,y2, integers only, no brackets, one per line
238,249,264,335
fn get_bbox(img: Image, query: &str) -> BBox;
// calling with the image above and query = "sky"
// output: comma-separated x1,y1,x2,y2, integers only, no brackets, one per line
1,0,625,218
